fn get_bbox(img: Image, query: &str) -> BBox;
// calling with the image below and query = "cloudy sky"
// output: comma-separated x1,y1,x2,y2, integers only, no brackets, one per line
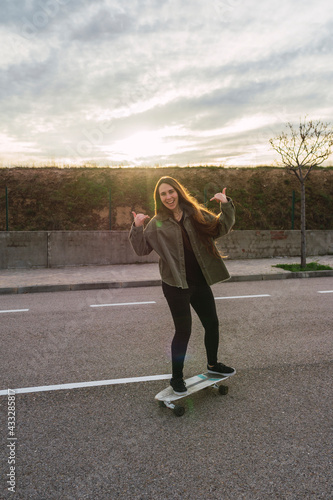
1,0,332,167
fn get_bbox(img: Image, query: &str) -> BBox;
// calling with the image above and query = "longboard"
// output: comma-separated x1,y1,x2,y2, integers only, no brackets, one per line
155,372,233,416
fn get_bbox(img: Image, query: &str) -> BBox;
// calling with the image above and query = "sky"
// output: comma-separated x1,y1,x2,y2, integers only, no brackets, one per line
1,0,332,167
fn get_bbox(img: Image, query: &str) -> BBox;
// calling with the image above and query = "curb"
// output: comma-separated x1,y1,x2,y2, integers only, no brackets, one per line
1,270,333,295
0,280,162,295
229,270,333,282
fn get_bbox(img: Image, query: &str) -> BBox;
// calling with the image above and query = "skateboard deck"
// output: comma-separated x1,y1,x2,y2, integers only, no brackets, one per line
155,372,233,416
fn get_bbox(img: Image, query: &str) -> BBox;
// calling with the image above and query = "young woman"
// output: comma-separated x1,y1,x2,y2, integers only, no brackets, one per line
129,176,236,395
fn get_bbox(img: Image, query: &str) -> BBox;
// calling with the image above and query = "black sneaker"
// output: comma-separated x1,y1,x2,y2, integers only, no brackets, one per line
170,377,187,395
207,362,236,376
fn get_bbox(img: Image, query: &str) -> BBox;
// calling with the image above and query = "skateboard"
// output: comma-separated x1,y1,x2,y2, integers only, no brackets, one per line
155,372,233,416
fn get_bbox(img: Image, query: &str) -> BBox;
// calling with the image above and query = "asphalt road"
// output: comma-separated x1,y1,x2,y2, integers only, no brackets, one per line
1,278,332,499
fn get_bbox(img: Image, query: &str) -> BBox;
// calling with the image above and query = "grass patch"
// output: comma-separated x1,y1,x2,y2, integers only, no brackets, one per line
273,262,333,272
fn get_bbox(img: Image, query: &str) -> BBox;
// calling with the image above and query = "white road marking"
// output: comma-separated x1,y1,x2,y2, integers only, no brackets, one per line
90,301,156,308
0,374,172,397
0,309,29,314
317,290,333,294
215,294,271,300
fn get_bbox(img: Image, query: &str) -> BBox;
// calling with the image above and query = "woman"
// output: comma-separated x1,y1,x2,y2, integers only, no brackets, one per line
129,176,236,395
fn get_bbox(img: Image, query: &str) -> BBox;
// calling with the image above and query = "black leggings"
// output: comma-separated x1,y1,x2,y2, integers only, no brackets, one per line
162,281,219,379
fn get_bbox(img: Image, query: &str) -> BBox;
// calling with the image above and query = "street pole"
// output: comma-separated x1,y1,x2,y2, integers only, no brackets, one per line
5,186,9,231
109,188,112,230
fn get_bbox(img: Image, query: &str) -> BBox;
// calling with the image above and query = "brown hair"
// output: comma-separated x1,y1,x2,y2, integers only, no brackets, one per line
154,176,222,257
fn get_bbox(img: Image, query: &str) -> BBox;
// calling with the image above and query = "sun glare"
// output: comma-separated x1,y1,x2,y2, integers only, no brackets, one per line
106,127,189,164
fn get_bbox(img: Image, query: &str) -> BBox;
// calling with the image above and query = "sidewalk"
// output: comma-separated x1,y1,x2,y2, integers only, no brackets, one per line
1,255,333,295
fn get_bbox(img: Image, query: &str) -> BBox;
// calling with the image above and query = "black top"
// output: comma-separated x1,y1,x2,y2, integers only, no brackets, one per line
177,214,206,285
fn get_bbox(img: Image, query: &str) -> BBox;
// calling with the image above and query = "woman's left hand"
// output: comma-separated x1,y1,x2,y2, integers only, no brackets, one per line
210,188,228,204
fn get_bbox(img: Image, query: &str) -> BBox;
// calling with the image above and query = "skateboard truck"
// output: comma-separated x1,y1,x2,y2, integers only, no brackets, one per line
158,400,186,417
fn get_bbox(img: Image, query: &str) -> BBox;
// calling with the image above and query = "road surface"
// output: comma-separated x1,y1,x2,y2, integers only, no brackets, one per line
1,278,332,499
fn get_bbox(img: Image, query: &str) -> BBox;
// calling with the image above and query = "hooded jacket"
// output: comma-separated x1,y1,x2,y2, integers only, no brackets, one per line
129,199,235,289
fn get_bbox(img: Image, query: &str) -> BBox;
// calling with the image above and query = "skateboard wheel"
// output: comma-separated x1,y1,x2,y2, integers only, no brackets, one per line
218,385,228,395
173,405,185,417
158,401,166,408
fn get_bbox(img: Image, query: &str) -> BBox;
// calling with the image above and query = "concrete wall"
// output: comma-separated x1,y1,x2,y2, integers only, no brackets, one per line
0,230,332,269
47,231,158,267
216,230,333,259
0,232,48,269
0,231,158,269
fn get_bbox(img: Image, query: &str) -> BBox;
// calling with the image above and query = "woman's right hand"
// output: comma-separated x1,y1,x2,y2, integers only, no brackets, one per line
132,211,150,227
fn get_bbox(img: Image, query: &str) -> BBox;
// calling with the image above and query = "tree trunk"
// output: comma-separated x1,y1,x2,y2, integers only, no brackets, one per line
300,181,306,268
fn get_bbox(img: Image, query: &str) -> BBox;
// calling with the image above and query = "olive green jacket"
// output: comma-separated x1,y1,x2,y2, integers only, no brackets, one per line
129,200,235,289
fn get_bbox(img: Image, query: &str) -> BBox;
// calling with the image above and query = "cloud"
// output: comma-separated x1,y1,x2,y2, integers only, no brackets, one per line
0,0,333,166
69,5,134,41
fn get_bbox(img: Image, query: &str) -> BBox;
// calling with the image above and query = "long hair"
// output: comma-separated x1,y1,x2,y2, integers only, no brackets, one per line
154,176,222,257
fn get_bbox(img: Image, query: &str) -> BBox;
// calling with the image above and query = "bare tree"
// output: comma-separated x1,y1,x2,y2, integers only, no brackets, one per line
270,117,333,268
